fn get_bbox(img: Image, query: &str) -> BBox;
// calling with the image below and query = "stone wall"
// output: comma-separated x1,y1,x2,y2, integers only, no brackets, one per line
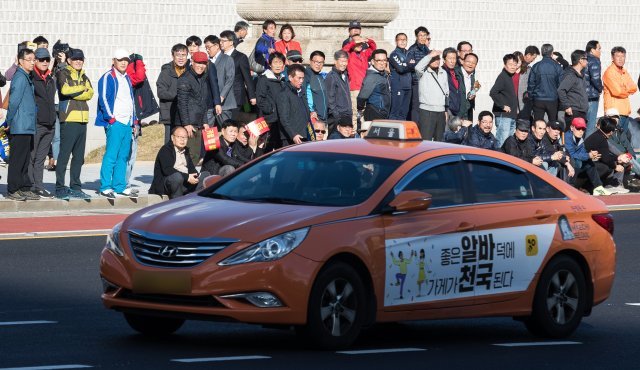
1,0,640,155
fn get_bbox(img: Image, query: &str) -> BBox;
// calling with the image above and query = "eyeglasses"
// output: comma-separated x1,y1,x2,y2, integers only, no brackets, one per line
310,59,324,65
21,58,36,63
37,58,51,62
314,129,326,134
219,39,232,43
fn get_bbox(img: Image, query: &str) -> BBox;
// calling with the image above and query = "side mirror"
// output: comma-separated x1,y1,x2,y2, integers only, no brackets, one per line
203,174,222,188
387,190,432,213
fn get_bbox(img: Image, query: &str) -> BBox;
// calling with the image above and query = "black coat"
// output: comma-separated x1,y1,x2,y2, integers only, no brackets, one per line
502,134,534,162
490,69,518,119
201,138,251,175
324,67,352,124
177,67,211,127
584,130,617,170
231,49,256,106
156,62,181,125
255,71,285,124
32,70,56,127
149,142,197,195
277,82,311,141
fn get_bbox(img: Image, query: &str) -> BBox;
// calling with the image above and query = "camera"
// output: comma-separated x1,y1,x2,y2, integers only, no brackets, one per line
52,40,70,57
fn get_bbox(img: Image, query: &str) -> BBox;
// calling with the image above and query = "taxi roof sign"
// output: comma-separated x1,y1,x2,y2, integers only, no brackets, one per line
366,120,422,141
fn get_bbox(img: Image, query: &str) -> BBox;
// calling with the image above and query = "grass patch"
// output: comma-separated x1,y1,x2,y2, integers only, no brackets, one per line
85,123,164,163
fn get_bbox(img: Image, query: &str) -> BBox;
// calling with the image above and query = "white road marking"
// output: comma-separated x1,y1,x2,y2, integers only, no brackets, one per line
0,321,57,326
0,365,92,370
337,348,427,355
493,341,582,347
171,356,271,363
626,303,640,306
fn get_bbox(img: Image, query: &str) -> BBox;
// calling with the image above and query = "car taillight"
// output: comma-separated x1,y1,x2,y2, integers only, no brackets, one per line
592,213,614,235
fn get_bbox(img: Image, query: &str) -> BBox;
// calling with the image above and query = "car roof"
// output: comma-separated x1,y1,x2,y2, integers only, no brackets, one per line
283,138,461,161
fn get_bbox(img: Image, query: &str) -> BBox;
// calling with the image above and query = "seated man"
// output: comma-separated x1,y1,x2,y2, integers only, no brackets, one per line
564,118,611,195
526,119,560,171
236,126,265,161
541,120,574,178
584,116,631,194
462,111,501,151
501,119,533,162
604,108,640,189
313,118,328,141
328,117,356,139
149,126,208,199
202,119,251,176
444,116,471,144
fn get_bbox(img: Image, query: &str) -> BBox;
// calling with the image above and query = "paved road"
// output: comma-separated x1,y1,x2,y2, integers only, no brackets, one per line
0,211,639,370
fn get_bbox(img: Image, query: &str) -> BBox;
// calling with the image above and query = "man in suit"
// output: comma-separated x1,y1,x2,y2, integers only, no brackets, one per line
204,35,236,125
220,30,256,121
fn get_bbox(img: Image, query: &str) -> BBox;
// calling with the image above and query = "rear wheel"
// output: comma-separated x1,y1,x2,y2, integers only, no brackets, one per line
525,255,587,338
298,262,367,349
124,313,184,336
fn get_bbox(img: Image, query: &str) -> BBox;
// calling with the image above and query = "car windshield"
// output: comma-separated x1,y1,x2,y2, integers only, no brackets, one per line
203,151,401,207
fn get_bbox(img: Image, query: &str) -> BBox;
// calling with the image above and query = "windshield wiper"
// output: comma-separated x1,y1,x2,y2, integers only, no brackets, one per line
242,197,319,205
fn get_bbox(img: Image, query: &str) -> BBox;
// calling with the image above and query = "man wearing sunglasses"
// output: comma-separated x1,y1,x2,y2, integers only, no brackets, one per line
29,48,57,198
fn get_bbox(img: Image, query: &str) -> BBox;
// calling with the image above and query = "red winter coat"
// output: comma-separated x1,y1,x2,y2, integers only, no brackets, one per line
126,59,146,87
342,39,376,91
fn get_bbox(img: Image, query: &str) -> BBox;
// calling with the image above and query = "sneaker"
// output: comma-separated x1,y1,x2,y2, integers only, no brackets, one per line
19,190,41,201
7,191,26,201
605,185,629,194
55,188,71,200
34,189,55,199
69,189,92,199
100,189,116,199
593,186,612,196
128,187,140,194
117,188,139,198
46,164,56,172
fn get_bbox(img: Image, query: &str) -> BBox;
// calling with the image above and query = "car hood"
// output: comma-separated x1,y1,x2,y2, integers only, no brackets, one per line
123,194,355,242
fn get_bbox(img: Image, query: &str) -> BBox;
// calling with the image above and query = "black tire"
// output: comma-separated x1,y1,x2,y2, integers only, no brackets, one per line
297,262,367,349
124,313,184,336
524,255,587,338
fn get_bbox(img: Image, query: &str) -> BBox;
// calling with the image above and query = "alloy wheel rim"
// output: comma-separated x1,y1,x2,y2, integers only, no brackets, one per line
319,278,357,337
546,269,579,325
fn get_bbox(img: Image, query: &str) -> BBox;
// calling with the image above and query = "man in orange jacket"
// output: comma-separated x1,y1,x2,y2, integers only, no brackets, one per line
603,46,637,132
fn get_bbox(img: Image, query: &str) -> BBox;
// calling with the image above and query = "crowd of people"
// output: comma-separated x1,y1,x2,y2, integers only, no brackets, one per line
2,20,640,201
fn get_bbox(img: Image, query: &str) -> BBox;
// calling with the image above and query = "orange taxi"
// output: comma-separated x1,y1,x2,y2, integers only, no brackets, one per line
100,121,616,349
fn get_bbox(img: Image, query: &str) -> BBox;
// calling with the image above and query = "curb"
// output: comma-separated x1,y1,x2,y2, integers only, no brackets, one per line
0,229,110,240
607,204,640,211
0,194,168,213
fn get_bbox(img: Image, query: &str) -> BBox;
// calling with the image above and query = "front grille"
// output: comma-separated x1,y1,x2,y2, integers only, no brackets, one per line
128,230,237,268
119,289,224,307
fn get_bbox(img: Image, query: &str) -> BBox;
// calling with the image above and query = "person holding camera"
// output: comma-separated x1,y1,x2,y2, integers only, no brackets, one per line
414,51,447,141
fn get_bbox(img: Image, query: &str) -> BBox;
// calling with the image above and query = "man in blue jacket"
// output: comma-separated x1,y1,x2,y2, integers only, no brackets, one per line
96,49,138,199
527,44,563,122
389,33,413,120
254,20,277,70
6,48,39,201
584,40,603,136
304,51,328,122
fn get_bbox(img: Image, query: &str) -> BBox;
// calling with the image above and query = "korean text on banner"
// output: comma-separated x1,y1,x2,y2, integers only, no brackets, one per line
202,126,221,151
245,117,270,137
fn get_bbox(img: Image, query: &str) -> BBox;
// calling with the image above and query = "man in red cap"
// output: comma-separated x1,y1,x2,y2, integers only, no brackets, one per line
565,117,612,195
176,51,218,164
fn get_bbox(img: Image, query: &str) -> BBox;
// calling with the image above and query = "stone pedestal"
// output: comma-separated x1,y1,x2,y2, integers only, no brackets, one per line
236,0,399,64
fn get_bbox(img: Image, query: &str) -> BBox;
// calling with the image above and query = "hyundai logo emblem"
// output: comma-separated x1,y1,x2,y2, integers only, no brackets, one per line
159,245,179,258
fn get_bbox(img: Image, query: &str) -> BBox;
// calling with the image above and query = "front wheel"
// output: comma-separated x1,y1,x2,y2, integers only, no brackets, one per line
124,313,184,336
525,255,587,338
298,262,367,349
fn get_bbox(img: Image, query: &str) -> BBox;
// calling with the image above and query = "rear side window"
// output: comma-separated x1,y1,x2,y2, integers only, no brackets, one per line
403,162,465,208
528,173,566,199
464,161,533,203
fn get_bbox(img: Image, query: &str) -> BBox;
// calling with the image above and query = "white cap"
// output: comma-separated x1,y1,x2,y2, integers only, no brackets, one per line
113,49,130,60
605,108,620,117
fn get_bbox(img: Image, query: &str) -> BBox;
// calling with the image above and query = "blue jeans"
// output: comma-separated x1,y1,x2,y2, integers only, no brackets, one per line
494,116,515,147
100,122,132,193
125,133,138,186
619,115,630,133
52,107,60,159
586,100,599,137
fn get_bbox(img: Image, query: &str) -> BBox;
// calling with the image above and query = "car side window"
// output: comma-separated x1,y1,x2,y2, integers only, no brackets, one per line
464,161,533,203
528,173,566,199
403,162,465,208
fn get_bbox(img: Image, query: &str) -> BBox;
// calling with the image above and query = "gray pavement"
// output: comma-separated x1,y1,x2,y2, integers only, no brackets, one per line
0,160,166,214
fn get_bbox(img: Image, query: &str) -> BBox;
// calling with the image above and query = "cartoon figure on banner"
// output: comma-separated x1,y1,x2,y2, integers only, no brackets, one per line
416,249,428,297
558,215,575,240
390,250,414,299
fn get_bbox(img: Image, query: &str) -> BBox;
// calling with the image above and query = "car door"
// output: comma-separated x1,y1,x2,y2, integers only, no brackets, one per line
381,155,480,311
457,155,568,306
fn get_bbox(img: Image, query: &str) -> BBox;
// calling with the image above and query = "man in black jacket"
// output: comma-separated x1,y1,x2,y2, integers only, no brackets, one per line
502,119,533,162
584,116,630,193
256,52,287,150
149,126,207,199
324,50,352,130
177,51,220,164
29,48,56,198
276,64,313,146
157,44,188,143
202,119,251,176
558,50,589,130
489,53,519,147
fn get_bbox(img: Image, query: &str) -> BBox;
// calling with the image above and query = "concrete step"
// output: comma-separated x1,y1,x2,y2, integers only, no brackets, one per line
0,194,167,213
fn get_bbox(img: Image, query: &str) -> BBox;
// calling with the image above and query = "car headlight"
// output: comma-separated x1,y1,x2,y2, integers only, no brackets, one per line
105,222,124,257
218,228,309,266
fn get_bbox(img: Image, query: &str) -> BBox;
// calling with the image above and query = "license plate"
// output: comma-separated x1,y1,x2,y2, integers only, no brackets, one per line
132,271,191,294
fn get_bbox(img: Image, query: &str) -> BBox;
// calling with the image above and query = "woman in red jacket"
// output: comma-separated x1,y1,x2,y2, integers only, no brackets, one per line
274,24,302,56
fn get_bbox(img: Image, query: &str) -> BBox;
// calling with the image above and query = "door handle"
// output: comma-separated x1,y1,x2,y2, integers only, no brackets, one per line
456,222,475,232
534,210,552,219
